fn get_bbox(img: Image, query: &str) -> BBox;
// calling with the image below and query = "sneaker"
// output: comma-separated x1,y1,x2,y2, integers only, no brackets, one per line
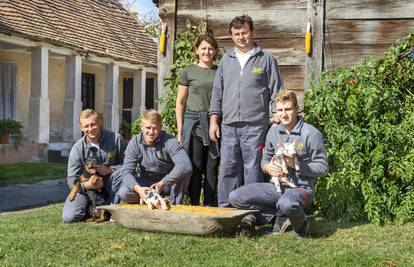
272,217,291,234
237,221,255,237
289,220,309,240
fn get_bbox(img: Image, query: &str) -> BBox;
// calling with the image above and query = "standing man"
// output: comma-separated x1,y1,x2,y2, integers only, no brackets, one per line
62,109,128,223
209,15,284,207
229,91,328,238
118,109,192,204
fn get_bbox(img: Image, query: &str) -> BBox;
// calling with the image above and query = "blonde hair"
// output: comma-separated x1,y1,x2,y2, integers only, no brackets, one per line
274,91,298,107
79,109,98,122
141,109,162,124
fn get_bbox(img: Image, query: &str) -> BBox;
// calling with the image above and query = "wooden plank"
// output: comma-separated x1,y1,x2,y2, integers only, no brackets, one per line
177,0,308,12
326,19,414,44
280,65,305,92
157,0,176,101
216,38,306,66
326,0,414,19
176,9,308,37
305,0,325,91
324,43,391,70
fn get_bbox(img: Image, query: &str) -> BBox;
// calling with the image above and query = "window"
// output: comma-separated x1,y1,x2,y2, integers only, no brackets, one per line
81,73,95,110
0,61,17,120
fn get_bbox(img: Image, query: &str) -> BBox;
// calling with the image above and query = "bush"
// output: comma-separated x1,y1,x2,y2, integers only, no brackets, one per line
304,34,414,224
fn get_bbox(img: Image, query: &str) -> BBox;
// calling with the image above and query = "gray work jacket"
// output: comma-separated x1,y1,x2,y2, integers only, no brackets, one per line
209,45,283,125
262,118,329,191
122,131,192,186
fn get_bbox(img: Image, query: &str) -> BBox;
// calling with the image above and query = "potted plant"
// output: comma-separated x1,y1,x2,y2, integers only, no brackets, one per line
0,119,23,144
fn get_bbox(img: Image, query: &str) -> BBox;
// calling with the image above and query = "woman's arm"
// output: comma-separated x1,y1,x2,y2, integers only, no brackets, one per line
175,84,189,143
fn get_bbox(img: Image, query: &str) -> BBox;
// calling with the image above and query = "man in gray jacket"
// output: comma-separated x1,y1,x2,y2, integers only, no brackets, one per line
62,109,127,223
209,15,283,207
229,91,328,238
118,109,192,204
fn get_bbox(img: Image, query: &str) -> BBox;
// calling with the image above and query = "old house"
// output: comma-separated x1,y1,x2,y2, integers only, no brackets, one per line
0,0,157,162
156,0,414,104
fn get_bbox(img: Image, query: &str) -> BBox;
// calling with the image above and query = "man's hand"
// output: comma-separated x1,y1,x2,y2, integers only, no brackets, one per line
96,165,112,176
133,184,150,200
264,160,285,177
83,176,104,190
209,114,220,142
150,180,165,194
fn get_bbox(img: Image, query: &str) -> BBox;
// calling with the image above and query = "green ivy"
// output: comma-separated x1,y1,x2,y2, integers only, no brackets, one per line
304,34,414,224
131,20,208,136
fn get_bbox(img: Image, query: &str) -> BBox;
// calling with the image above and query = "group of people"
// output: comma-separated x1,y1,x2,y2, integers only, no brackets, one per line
62,15,328,239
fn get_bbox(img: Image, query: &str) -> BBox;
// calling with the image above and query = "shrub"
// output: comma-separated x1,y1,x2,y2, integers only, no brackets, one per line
304,34,414,224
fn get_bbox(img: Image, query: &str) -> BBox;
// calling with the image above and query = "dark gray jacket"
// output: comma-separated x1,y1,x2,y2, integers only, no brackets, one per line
122,131,192,187
262,118,329,191
209,45,283,125
67,129,127,190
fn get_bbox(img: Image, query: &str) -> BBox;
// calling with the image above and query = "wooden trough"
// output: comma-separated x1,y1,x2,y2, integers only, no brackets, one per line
98,204,257,236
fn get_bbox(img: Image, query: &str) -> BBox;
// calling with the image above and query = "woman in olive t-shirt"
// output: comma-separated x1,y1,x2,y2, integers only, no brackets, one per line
175,34,220,206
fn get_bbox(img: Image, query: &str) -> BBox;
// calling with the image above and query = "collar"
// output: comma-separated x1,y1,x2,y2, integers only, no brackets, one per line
276,117,304,135
229,42,260,57
83,128,105,145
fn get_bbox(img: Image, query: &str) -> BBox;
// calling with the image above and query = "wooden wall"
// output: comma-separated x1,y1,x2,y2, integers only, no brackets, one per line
158,0,414,104
175,0,308,102
325,0,414,70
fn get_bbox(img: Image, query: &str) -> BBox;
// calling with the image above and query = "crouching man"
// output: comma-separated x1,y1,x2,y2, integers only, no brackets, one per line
229,91,328,238
62,109,127,223
118,109,192,205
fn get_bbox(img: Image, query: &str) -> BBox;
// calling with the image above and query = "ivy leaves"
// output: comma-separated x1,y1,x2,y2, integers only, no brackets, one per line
305,34,414,224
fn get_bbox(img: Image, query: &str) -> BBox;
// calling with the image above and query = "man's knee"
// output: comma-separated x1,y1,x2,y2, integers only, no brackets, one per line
229,188,243,208
62,211,83,224
278,200,302,217
117,185,139,204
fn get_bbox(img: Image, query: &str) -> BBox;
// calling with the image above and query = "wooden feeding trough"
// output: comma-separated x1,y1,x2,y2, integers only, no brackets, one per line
98,204,258,236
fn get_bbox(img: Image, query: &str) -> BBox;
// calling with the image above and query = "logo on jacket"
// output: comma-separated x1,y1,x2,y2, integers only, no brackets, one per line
251,67,263,74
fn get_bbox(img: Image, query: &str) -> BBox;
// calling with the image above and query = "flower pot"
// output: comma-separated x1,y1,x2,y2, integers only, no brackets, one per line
0,130,9,144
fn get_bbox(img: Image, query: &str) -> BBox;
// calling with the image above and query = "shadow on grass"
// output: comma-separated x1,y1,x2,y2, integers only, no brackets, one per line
248,216,366,239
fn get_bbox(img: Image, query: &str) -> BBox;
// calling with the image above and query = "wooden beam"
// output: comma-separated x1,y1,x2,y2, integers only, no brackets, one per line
305,0,325,91
157,0,177,106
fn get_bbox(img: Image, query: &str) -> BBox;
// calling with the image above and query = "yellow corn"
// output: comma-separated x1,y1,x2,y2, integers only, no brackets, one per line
119,204,232,215
305,21,312,56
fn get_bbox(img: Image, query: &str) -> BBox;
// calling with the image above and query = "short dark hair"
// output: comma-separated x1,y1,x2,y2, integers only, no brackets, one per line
229,15,254,34
194,34,219,60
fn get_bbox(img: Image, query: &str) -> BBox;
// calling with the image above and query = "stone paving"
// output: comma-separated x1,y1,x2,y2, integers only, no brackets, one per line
0,178,69,213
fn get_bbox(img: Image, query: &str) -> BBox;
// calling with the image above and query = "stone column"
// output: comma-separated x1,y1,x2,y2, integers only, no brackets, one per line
28,46,49,144
63,55,82,142
103,64,120,133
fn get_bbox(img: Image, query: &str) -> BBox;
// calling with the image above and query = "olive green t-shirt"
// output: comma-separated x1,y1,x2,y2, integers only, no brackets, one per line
179,64,218,112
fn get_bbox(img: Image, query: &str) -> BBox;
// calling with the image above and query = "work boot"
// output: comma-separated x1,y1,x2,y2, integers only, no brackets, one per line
289,219,309,240
272,216,291,234
237,220,255,237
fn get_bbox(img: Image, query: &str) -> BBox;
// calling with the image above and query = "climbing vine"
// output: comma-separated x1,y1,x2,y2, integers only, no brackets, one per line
131,20,208,135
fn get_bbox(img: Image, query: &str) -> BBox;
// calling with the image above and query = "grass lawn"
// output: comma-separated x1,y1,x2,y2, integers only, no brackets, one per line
1,205,413,266
0,162,67,186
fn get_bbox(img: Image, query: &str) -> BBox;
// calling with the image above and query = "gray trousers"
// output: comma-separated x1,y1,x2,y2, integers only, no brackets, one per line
229,183,314,231
62,168,123,223
218,122,267,207
117,173,190,204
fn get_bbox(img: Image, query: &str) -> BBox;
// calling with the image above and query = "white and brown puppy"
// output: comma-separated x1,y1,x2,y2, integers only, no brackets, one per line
140,188,171,210
270,140,300,193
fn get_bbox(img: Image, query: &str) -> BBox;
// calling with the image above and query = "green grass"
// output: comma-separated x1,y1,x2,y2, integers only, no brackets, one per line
1,205,413,266
0,162,67,186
